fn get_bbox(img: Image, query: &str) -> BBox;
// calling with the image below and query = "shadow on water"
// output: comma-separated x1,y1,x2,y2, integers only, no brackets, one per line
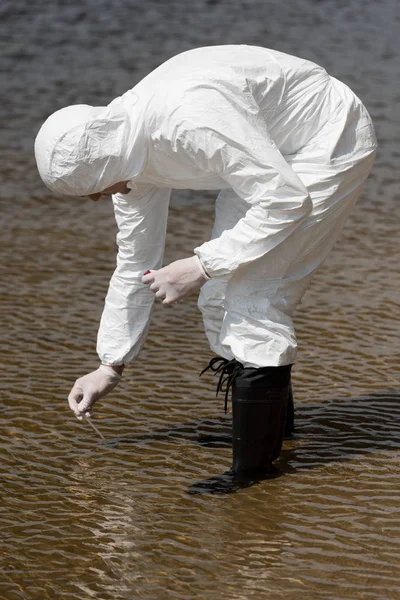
103,389,400,494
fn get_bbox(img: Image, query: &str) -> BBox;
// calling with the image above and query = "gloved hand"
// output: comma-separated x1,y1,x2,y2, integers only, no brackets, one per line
68,365,121,420
142,255,209,305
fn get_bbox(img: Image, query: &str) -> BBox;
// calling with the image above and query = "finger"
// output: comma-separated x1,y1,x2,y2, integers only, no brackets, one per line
163,289,181,305
68,386,84,419
77,395,94,415
142,271,155,284
155,289,166,300
68,402,84,420
163,296,178,305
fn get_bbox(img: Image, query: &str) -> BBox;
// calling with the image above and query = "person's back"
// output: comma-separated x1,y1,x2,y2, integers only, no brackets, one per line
132,45,341,156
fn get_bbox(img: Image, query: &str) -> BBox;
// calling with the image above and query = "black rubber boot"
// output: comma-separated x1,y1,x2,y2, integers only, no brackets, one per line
284,383,295,439
232,364,292,477
189,359,292,494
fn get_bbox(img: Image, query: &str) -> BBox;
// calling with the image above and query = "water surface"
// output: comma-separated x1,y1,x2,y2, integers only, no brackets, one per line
1,0,399,598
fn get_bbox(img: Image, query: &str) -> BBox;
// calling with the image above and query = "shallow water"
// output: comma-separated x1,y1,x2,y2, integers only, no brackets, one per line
1,0,399,598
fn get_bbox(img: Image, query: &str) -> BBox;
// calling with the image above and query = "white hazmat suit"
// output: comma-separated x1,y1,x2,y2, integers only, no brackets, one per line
35,45,377,374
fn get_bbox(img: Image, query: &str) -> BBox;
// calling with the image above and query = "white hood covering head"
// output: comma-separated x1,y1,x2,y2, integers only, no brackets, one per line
34,97,141,196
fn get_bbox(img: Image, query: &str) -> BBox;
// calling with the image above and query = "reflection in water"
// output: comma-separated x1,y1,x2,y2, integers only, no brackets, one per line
1,0,399,598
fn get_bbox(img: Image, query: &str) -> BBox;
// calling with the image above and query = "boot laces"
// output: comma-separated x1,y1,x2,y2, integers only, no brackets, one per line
200,357,243,413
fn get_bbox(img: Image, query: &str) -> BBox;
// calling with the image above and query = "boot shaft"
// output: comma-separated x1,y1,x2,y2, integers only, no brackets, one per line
232,364,291,475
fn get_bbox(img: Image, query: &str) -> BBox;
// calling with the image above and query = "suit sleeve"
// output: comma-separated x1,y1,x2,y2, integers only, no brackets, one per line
174,85,312,278
97,184,171,365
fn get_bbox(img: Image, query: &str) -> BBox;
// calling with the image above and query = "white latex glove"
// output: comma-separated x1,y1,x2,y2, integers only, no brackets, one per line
142,255,209,305
68,365,121,420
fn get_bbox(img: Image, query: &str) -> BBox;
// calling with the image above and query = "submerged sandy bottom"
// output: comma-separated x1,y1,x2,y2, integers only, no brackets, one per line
1,0,399,598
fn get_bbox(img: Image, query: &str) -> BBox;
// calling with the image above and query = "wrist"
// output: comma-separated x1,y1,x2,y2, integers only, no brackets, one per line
101,363,124,376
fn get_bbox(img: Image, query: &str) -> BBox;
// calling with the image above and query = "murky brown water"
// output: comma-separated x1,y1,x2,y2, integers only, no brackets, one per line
1,0,399,598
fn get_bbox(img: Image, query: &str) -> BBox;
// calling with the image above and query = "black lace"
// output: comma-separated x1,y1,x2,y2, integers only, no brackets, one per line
200,357,243,413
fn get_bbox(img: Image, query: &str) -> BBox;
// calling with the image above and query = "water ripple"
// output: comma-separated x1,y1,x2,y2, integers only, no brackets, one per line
1,0,400,598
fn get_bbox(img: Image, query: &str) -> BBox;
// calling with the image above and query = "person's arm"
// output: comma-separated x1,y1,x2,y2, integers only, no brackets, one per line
97,184,171,364
68,184,171,419
176,84,312,278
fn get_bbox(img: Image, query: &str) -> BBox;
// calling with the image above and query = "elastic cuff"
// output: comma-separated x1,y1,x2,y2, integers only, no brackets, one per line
194,254,211,280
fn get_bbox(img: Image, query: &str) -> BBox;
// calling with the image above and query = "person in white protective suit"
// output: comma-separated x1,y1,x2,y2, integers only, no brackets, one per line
34,45,377,479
